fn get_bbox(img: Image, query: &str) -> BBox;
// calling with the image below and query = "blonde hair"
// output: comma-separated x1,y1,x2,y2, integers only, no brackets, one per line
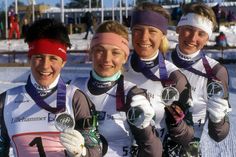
182,3,217,30
133,2,170,54
95,20,128,41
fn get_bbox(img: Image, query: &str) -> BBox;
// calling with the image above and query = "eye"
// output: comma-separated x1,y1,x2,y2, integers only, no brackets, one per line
198,31,208,37
50,56,59,61
112,50,123,56
132,28,142,35
33,55,44,59
93,47,105,55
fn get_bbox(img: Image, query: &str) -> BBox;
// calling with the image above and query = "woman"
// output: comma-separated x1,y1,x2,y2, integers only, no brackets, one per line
72,20,162,157
170,2,231,156
0,18,101,157
123,2,194,157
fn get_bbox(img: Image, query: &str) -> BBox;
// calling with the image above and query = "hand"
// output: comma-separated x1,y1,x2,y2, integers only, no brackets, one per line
128,95,155,129
165,104,185,125
60,129,87,157
207,97,230,123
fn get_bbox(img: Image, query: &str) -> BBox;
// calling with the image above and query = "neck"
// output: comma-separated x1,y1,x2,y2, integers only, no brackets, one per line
30,74,60,91
140,51,159,61
177,45,200,61
91,70,121,82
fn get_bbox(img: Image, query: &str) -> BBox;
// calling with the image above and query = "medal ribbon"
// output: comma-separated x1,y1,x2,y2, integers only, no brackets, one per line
133,52,168,81
116,75,127,111
25,76,66,114
172,50,217,80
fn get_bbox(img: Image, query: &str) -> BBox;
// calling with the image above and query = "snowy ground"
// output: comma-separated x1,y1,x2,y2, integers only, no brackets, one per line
1,25,236,156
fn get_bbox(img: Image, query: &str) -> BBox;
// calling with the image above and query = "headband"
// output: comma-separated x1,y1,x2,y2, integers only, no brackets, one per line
177,13,213,37
131,10,168,34
28,39,67,61
90,32,129,57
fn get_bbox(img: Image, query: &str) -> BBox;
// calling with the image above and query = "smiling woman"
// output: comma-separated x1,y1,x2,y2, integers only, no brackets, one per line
0,18,102,157
71,20,163,157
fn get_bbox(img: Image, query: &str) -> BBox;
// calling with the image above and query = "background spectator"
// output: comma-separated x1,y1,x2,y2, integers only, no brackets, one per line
21,18,30,39
83,11,94,40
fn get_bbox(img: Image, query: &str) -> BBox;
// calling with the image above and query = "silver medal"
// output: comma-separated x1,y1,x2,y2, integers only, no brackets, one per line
55,113,75,132
207,81,224,98
127,107,145,127
161,86,179,106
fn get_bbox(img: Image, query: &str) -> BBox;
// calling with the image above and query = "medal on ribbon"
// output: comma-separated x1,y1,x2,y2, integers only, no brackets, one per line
207,80,224,98
161,86,179,106
55,113,75,132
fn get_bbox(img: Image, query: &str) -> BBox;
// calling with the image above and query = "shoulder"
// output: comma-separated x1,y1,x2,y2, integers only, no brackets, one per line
205,55,219,66
164,60,179,73
6,85,25,95
70,77,88,89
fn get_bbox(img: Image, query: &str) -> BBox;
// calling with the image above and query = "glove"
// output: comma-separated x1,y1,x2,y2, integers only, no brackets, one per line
165,104,185,125
207,97,230,123
128,95,155,129
60,129,87,157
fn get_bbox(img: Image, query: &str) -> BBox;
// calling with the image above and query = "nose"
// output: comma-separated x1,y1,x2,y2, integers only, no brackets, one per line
103,51,112,62
189,31,198,42
41,57,50,69
140,29,149,41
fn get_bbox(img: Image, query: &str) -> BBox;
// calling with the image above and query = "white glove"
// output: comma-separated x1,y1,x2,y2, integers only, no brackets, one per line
128,95,155,129
60,129,87,157
207,97,230,123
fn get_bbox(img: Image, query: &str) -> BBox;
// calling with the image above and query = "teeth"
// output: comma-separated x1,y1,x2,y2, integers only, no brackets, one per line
40,72,51,76
139,44,151,48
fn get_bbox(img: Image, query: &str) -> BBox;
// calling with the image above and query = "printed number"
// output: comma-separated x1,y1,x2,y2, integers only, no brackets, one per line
29,137,67,157
198,119,202,127
123,146,129,156
160,128,165,138
29,137,46,157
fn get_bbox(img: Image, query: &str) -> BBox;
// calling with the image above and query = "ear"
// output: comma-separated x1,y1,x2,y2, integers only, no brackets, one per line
62,61,67,68
88,49,93,61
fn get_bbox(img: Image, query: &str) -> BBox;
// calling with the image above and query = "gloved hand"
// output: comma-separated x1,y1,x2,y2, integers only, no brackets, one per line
165,104,185,125
128,95,155,129
60,129,87,157
207,97,230,123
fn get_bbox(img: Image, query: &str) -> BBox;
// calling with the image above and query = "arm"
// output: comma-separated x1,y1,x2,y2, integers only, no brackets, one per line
61,89,102,157
0,92,10,157
207,64,230,142
165,70,194,146
126,86,163,157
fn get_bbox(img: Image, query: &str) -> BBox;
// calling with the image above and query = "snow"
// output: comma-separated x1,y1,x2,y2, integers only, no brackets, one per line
1,25,236,156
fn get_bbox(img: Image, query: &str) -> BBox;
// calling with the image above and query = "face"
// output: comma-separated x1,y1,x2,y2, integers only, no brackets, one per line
132,25,164,59
91,44,127,77
177,25,209,55
30,54,66,88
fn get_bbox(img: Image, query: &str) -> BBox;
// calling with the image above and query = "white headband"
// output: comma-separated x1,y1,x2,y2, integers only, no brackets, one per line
177,13,213,37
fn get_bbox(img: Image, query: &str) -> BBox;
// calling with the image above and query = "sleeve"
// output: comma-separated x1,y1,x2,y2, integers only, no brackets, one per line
0,92,10,157
208,63,230,142
126,86,163,157
166,70,194,146
72,89,102,157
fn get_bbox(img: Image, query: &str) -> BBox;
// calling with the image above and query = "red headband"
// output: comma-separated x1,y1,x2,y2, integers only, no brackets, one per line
28,39,67,61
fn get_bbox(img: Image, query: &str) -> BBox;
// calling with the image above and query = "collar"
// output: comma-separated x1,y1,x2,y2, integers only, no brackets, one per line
30,73,60,92
177,45,201,61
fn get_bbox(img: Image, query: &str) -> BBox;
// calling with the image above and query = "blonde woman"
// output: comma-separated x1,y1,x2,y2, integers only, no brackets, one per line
123,2,194,157
72,20,162,157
